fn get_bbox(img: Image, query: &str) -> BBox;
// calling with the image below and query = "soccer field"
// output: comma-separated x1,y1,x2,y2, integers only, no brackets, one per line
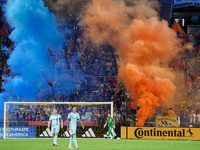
0,139,200,150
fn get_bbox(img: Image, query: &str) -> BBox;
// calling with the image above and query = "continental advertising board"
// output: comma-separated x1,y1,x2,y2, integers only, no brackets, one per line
121,127,200,140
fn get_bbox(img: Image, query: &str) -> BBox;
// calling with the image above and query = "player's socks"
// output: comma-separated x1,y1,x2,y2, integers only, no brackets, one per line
53,136,55,144
111,132,113,138
69,136,73,148
108,131,110,138
54,135,58,144
73,135,78,147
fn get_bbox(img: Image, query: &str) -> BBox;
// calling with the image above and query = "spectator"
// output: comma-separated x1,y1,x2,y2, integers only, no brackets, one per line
197,109,200,123
191,13,199,25
166,108,176,116
18,111,25,122
25,112,30,121
85,108,93,121
178,16,183,27
98,111,105,126
81,112,86,121
42,111,49,121
189,110,196,124
120,102,126,116
36,110,42,121
181,103,189,114
30,106,36,120
180,110,187,122
12,111,18,122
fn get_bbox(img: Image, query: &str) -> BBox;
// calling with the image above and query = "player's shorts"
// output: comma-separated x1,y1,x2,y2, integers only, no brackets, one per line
69,127,77,135
51,125,60,134
108,126,113,131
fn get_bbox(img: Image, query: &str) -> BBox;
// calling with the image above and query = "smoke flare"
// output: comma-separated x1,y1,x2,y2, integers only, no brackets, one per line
82,0,184,126
0,0,75,116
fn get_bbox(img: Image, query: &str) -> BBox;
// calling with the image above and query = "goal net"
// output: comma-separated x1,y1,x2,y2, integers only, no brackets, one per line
3,102,113,139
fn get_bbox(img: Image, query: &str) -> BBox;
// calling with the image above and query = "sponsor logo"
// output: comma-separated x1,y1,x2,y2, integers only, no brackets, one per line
39,128,53,137
82,128,96,137
187,129,193,137
134,128,194,139
0,126,36,138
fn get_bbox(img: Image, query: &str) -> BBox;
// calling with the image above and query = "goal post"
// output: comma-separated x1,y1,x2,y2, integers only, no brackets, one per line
3,101,114,139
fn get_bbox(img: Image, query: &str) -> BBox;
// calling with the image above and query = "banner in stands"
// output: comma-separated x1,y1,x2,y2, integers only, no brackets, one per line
174,0,200,8
156,116,179,127
121,127,200,140
37,126,114,138
0,126,36,138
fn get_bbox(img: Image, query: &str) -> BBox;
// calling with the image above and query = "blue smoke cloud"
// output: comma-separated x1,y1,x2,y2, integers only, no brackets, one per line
0,0,77,117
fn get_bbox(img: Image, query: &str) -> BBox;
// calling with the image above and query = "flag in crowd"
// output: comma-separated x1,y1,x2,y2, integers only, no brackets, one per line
46,47,59,63
46,47,59,57
77,34,87,44
0,25,9,37
171,21,191,43
42,73,54,88
171,58,187,69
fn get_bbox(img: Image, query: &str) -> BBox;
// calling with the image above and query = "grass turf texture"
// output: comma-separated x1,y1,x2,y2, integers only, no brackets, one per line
0,139,200,150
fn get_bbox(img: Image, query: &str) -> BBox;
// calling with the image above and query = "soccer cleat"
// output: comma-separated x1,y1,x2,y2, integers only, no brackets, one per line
54,144,58,146
53,143,55,146
76,146,80,149
68,147,73,149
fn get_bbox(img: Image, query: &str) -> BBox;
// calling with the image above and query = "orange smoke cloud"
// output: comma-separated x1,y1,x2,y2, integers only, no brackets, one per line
81,0,184,126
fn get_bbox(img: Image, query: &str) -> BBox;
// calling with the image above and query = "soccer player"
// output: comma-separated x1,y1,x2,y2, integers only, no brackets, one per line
67,105,84,149
48,108,63,146
104,113,115,139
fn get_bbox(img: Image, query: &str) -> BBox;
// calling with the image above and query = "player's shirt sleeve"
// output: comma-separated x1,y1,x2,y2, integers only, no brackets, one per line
67,113,71,120
49,115,52,121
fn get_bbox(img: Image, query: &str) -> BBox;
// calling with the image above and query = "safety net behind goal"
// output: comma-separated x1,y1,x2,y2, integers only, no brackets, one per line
3,102,114,139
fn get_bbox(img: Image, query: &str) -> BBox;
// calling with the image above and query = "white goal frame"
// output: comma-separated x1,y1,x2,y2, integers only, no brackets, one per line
3,101,113,139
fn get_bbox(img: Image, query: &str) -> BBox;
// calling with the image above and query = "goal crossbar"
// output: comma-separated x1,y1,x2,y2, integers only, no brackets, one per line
4,102,113,105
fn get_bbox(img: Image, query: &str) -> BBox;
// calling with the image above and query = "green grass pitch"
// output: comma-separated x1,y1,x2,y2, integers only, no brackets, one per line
0,139,200,150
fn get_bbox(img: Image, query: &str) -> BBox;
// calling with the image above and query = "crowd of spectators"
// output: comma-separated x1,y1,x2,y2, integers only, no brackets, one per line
179,99,200,124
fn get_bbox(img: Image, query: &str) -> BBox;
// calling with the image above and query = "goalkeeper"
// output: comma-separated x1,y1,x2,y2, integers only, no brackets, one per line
104,114,115,139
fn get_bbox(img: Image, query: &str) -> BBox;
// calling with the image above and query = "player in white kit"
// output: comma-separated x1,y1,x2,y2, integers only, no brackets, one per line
67,105,84,149
48,109,63,146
